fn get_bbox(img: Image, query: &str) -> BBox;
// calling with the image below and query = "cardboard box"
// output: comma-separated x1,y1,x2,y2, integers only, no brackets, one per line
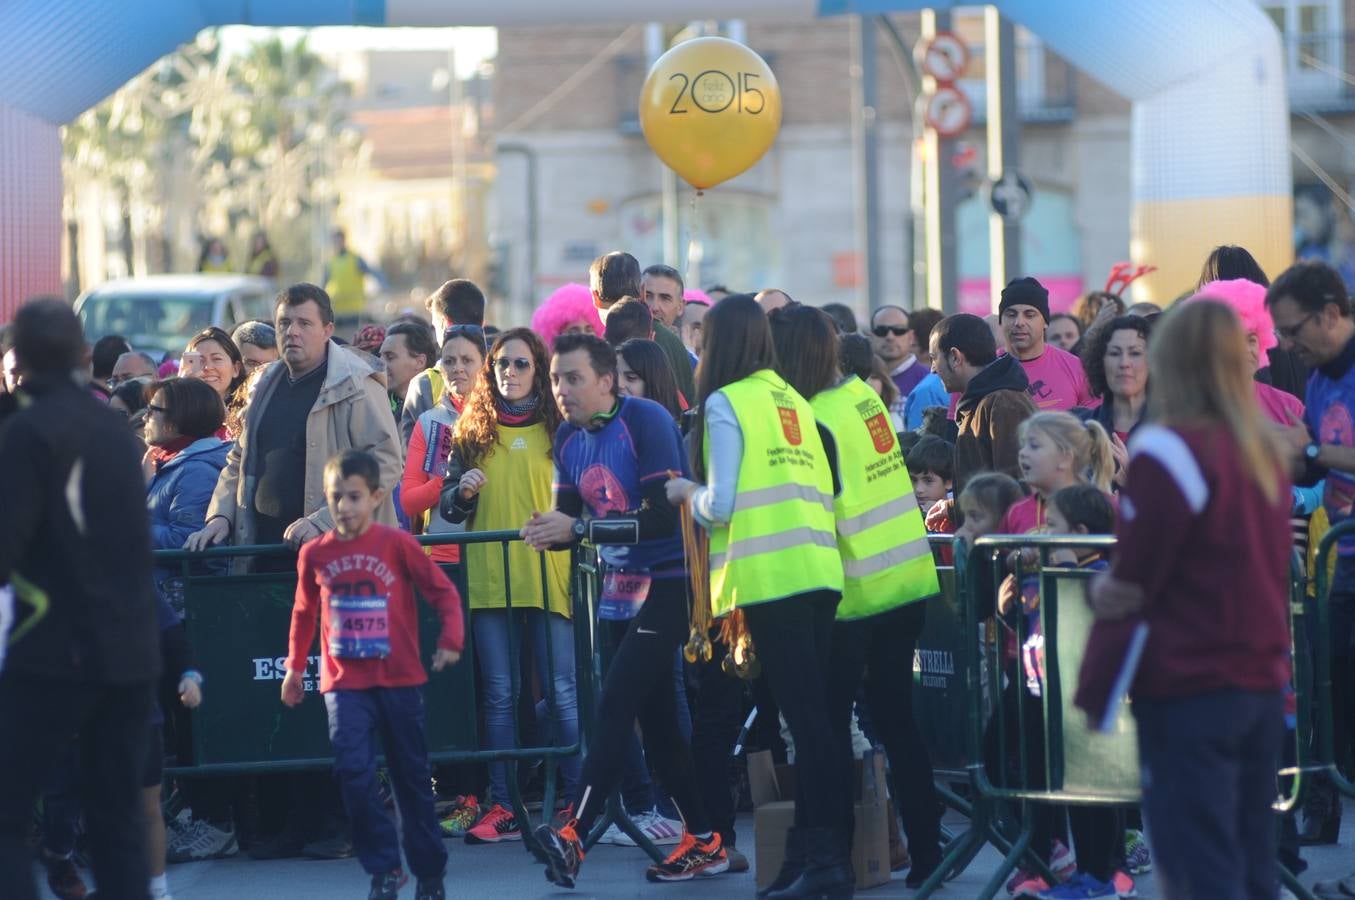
748,748,891,891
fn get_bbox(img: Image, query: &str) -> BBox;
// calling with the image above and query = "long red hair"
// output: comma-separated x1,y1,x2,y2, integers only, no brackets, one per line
451,327,560,469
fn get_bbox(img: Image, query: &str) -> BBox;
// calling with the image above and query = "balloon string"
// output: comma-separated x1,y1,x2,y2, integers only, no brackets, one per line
685,190,702,286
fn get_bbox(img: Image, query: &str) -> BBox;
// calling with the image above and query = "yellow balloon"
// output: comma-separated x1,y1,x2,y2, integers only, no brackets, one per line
639,37,783,191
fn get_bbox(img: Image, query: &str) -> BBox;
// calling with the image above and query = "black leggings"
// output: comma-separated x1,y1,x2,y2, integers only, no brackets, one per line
743,589,849,839
572,577,709,837
984,678,1118,882
829,602,941,865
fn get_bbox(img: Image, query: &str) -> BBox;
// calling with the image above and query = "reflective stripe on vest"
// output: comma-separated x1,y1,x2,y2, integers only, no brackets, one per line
811,377,940,620
707,371,843,615
709,525,840,572
736,482,835,515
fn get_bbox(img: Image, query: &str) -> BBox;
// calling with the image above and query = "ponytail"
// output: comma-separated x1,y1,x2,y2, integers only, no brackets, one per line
1020,411,1114,493
1082,419,1115,493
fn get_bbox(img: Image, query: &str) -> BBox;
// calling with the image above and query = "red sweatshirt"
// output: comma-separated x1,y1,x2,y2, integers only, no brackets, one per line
288,523,465,693
1112,423,1291,700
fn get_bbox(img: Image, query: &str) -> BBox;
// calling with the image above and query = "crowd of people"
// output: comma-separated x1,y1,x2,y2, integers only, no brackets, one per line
0,241,1343,900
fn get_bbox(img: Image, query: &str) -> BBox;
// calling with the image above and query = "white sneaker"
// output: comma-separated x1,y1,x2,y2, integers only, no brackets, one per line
598,822,630,845
166,819,239,863
601,809,684,847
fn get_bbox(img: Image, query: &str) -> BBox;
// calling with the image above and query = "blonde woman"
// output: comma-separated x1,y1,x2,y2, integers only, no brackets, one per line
1088,300,1291,899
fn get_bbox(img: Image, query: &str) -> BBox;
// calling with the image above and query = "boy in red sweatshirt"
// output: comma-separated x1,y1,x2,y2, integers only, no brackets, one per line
283,450,465,900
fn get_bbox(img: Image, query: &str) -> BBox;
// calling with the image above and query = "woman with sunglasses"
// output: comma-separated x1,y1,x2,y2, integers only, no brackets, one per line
401,325,487,567
439,327,579,843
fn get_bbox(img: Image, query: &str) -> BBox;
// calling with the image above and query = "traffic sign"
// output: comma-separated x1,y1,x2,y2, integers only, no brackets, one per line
918,32,970,83
924,86,973,138
990,171,1034,220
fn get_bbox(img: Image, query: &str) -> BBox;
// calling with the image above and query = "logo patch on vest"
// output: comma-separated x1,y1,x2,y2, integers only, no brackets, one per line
510,438,527,450
857,399,895,453
771,392,802,446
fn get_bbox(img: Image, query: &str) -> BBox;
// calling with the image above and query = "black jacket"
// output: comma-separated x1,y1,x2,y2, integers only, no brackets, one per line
0,375,160,684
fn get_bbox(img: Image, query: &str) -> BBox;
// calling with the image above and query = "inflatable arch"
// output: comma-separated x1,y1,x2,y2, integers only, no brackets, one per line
0,0,1289,316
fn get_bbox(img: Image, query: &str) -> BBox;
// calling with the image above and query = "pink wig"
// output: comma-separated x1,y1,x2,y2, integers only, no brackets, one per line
531,283,604,349
683,288,712,307
1189,278,1277,360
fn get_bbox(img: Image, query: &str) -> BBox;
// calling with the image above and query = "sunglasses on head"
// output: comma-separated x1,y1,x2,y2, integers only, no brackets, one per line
443,324,487,352
493,357,533,374
872,325,909,337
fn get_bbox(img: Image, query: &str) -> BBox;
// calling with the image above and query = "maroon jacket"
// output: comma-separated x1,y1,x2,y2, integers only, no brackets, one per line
1112,423,1291,700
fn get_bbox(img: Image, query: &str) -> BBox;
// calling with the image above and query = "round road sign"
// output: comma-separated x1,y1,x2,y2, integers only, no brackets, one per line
924,86,972,138
918,32,970,83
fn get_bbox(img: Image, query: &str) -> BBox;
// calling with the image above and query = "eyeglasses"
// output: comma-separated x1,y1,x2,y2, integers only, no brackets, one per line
1274,312,1319,341
872,325,909,338
493,357,533,374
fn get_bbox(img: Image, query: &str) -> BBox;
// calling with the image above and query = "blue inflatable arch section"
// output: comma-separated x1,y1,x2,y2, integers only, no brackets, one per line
0,0,1289,315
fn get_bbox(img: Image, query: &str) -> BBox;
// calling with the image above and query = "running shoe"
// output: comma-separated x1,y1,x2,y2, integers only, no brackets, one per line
465,803,520,844
1035,872,1116,899
369,868,408,900
1112,869,1137,898
415,875,446,900
645,831,729,882
1008,869,1051,898
438,795,480,838
42,851,87,900
1123,829,1151,875
604,808,684,847
1051,839,1077,881
165,819,239,863
536,820,585,889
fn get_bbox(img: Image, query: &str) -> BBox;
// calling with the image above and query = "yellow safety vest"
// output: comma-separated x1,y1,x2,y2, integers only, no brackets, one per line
811,377,940,621
706,370,843,615
199,260,231,273
248,249,276,276
325,252,366,316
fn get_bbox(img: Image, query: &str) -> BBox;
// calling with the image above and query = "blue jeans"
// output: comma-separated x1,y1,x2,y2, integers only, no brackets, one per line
473,608,580,804
325,687,446,878
1134,689,1283,900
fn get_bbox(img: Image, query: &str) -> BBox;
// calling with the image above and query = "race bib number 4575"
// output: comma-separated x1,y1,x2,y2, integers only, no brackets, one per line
328,595,391,659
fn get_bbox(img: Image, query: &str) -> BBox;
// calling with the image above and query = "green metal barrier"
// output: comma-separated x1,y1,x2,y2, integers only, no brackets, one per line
910,534,1311,900
153,530,614,862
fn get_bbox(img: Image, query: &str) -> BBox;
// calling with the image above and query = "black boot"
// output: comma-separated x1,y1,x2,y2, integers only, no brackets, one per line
764,826,855,900
1300,774,1342,846
758,826,809,898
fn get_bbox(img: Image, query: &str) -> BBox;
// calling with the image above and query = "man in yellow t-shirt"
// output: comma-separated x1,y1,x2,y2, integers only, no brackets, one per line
323,231,381,332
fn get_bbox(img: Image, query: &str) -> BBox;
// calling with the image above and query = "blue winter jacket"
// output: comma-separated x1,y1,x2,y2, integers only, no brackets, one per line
147,437,230,592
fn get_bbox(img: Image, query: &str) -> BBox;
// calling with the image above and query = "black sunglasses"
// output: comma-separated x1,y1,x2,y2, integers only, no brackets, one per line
872,325,909,337
493,357,533,374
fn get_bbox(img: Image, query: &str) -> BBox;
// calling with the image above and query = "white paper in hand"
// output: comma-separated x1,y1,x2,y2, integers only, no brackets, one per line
0,584,14,673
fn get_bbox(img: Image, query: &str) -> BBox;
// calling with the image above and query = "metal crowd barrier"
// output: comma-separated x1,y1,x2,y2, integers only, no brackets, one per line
908,534,1312,900
151,530,666,863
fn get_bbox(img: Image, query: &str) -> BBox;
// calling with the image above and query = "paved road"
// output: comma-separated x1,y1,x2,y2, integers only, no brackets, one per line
33,807,1355,899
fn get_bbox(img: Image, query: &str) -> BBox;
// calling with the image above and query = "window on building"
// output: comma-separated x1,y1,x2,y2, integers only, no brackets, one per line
1264,1,1343,102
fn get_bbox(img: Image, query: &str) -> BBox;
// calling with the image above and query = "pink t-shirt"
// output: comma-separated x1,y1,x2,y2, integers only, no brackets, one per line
998,489,1119,535
999,494,1046,536
1016,345,1098,412
1253,380,1304,427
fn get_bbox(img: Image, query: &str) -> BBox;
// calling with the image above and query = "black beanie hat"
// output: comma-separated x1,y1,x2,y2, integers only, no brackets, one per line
999,277,1050,324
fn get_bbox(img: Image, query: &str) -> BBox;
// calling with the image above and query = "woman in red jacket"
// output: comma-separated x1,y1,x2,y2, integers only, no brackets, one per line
1090,300,1291,899
400,325,486,565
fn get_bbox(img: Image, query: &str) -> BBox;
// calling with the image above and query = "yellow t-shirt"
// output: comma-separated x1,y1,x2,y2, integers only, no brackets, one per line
463,421,571,616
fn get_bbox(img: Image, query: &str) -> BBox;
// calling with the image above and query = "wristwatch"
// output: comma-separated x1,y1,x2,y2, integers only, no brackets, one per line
571,518,588,542
1306,443,1322,463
